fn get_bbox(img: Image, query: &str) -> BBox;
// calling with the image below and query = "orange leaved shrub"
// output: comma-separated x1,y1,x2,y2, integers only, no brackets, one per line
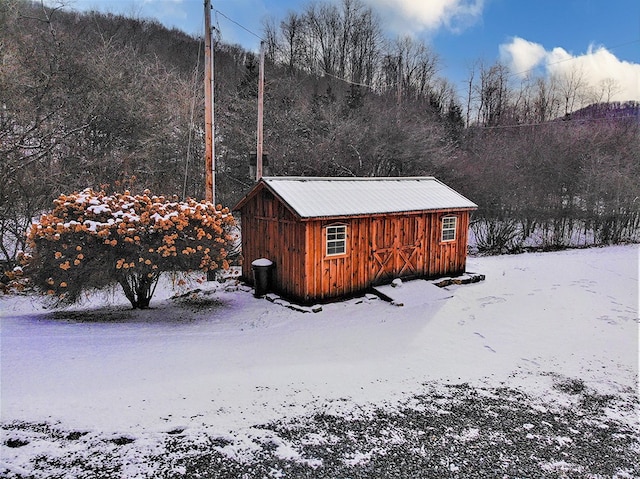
26,189,237,309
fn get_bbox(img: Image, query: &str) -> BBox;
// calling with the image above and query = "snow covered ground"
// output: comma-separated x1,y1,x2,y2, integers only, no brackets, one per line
1,245,638,477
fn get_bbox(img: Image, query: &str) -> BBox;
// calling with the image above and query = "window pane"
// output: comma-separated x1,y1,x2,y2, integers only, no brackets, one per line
326,225,347,255
327,243,345,255
442,217,456,241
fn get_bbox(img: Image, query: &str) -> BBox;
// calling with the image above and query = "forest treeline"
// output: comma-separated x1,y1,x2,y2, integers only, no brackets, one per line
1,0,639,267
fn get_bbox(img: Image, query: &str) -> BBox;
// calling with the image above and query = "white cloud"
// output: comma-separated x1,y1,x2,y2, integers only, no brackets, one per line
366,0,484,34
499,37,547,75
500,37,640,102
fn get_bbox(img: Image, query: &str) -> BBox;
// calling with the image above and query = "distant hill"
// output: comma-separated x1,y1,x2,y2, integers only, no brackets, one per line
567,102,640,122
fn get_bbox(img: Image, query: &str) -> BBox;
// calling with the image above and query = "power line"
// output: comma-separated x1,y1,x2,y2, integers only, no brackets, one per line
320,70,376,90
210,5,639,125
213,8,263,41
212,4,640,84
211,7,380,90
453,37,640,118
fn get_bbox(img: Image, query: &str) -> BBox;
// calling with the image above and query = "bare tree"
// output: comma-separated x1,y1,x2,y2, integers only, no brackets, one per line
589,77,621,105
555,66,587,115
464,62,476,127
476,62,510,126
265,12,308,74
532,76,561,122
265,0,382,87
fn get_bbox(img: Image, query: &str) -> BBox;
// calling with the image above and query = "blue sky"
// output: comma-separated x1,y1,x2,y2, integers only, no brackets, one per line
57,0,640,101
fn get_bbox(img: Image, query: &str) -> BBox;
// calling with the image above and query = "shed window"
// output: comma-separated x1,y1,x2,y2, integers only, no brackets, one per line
441,216,457,242
326,225,347,256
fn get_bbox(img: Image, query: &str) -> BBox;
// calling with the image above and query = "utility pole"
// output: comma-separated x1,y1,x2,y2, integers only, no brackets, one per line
256,40,265,181
204,0,215,203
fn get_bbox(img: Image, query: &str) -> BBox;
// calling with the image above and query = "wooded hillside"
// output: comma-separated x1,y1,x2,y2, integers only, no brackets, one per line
1,0,638,267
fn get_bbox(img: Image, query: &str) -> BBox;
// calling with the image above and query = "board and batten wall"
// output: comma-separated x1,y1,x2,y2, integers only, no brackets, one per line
238,188,307,300
302,209,472,302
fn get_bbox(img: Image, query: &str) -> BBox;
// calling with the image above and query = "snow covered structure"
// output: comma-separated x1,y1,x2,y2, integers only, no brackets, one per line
234,177,477,303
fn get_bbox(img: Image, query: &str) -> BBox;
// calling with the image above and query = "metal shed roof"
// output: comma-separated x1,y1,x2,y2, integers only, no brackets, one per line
254,177,477,218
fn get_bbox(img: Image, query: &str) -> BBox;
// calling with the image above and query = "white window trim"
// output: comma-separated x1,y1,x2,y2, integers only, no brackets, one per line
441,216,457,242
325,224,347,256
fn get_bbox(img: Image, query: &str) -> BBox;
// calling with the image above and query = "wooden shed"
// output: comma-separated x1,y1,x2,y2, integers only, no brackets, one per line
233,177,477,304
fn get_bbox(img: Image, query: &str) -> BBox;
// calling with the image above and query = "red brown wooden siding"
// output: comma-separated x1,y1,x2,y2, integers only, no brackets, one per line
240,189,307,299
238,188,473,303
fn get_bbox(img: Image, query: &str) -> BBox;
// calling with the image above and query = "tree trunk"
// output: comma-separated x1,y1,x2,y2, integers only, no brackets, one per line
118,273,159,309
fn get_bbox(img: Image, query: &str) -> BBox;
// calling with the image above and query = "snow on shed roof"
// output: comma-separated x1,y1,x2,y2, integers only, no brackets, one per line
253,177,477,218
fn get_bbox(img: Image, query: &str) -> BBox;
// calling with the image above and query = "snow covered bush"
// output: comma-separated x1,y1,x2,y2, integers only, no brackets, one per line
26,189,237,309
0,264,29,294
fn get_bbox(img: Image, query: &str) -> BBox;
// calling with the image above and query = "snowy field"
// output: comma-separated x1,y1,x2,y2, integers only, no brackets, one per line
1,245,638,478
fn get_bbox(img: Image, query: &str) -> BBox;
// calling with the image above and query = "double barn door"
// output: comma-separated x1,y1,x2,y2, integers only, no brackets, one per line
371,216,424,284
